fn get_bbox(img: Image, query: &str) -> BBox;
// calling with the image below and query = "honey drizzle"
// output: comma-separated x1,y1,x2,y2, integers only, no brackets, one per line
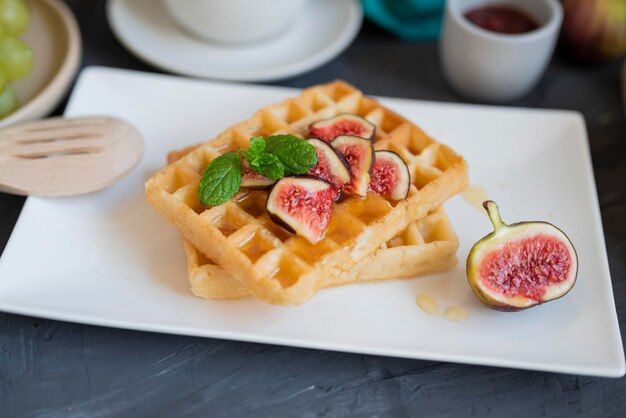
416,294,441,317
462,185,489,212
237,230,274,262
416,295,470,322
444,306,470,322
342,192,393,224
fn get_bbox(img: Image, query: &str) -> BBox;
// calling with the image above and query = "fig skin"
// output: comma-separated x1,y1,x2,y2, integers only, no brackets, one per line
241,173,276,190
240,159,277,190
466,201,578,312
330,135,375,197
266,177,338,244
309,114,376,143
369,150,411,201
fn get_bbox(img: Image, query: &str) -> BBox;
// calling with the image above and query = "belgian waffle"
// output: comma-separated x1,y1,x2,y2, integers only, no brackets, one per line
183,208,459,299
167,147,459,300
145,81,468,304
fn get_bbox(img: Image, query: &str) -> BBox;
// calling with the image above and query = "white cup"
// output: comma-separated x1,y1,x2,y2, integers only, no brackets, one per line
162,0,309,44
439,0,563,103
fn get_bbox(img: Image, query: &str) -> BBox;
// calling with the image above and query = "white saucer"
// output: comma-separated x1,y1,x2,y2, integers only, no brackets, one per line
106,0,363,82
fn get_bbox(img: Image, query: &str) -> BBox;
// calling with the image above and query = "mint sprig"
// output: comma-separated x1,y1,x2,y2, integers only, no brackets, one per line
242,136,285,180
264,134,318,175
197,153,242,206
250,153,284,179
245,136,265,161
197,134,317,206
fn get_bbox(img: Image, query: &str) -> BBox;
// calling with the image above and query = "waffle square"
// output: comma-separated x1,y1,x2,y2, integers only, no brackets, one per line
166,148,459,300
145,81,468,304
183,208,459,299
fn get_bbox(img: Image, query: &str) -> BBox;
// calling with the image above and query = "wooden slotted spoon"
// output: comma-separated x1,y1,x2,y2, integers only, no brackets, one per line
0,116,144,196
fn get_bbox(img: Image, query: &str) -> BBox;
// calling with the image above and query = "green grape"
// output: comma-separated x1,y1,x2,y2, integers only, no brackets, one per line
0,83,19,118
0,65,7,92
0,0,30,36
0,36,33,80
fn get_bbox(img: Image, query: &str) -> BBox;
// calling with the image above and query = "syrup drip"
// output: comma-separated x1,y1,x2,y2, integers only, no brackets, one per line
416,294,441,317
462,185,489,212
444,306,470,322
416,295,470,322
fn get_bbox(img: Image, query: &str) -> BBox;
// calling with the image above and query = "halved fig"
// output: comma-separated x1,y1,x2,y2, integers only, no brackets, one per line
267,177,338,244
240,160,276,190
309,114,375,143
467,201,578,312
369,151,410,200
330,135,374,197
306,138,351,192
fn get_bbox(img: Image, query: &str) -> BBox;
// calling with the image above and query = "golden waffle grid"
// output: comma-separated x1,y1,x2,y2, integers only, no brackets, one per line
145,81,468,304
184,208,459,299
166,148,459,300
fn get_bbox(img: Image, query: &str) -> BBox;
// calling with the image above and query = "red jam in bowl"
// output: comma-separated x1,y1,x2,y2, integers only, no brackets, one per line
464,6,539,34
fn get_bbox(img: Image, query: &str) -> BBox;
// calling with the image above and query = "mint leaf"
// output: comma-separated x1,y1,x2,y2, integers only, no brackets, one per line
251,153,284,180
264,134,317,175
246,137,265,162
197,153,242,206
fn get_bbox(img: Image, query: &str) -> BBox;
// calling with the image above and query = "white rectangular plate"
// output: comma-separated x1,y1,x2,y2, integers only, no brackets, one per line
1,67,624,377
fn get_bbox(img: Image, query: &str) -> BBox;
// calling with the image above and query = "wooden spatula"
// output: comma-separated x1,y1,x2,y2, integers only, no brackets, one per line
0,116,143,197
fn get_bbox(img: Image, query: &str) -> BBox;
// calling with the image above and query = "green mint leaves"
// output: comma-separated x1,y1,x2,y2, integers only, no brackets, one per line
197,153,242,206
245,137,265,162
264,135,318,175
197,134,317,206
242,135,317,178
250,153,284,180
242,136,284,180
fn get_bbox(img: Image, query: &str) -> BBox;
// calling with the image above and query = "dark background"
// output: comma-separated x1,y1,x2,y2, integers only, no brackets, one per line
1,1,625,417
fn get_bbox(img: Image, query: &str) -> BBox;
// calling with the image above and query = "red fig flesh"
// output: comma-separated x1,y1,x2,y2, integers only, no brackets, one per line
266,177,338,244
369,151,411,201
331,135,374,197
467,201,578,311
306,138,351,192
309,114,375,143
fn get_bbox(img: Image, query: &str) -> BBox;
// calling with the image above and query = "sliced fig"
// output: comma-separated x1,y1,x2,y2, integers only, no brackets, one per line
330,135,374,197
240,159,276,190
309,114,375,143
369,151,410,201
306,138,351,192
266,177,338,244
467,201,578,312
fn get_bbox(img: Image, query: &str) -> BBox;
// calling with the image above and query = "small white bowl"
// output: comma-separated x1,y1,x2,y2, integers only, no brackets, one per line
440,0,562,103
1,0,82,129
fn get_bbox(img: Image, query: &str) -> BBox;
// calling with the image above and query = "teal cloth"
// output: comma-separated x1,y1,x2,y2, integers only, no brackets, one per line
361,0,445,41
